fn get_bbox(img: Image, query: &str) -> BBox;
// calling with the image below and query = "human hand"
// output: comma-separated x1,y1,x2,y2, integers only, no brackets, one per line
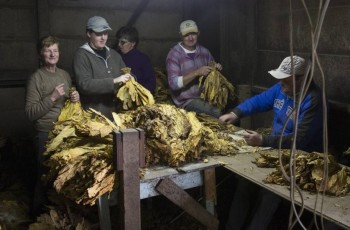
218,112,239,124
114,74,132,84
69,90,80,102
196,66,212,77
242,129,263,146
50,83,65,102
215,63,223,71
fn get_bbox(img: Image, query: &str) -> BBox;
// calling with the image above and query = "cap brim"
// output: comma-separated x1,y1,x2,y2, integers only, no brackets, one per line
268,70,291,79
180,29,199,36
92,27,112,33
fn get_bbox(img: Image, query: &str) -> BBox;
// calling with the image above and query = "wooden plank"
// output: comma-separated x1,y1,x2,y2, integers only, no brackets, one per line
96,194,111,230
113,131,123,171
156,178,219,230
136,128,145,167
140,159,221,199
212,153,350,229
116,129,141,230
140,171,202,199
204,168,217,215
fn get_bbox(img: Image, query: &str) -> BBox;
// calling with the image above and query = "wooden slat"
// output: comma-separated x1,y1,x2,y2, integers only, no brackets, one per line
96,194,112,230
136,128,145,167
156,178,219,230
214,153,350,230
204,168,217,216
116,129,141,230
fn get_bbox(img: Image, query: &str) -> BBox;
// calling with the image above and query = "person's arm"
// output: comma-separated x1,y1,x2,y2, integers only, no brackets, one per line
73,49,117,95
262,90,323,151
219,84,280,124
166,46,213,91
25,75,58,121
182,66,212,86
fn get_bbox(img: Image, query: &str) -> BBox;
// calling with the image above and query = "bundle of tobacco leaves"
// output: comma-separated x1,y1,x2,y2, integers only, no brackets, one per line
116,104,242,167
57,87,88,122
43,106,118,206
116,67,155,110
44,102,244,206
254,150,350,196
195,113,240,134
28,203,95,230
199,62,236,110
153,67,172,104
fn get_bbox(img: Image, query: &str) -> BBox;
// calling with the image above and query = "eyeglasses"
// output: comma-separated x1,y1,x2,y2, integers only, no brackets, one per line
118,40,129,45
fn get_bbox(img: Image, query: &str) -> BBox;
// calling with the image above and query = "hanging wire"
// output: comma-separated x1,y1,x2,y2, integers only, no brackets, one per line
275,0,330,229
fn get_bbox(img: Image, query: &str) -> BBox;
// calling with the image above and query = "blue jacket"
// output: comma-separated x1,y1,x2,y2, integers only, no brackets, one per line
232,82,325,152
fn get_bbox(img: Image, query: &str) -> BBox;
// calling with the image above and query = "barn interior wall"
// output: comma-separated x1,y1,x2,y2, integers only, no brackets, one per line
0,0,349,159
0,0,220,143
222,0,350,159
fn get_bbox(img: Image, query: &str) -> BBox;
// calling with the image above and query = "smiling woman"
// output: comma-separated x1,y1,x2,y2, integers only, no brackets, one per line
25,35,80,215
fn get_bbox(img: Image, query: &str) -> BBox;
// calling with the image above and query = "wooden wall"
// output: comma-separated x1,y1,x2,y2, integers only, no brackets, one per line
0,0,348,157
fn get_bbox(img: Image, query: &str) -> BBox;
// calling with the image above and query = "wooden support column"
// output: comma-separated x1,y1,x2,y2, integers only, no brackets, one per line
156,178,219,230
114,129,144,230
204,168,217,216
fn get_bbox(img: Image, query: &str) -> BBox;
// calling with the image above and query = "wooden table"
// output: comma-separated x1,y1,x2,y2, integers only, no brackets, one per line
97,129,221,230
97,129,350,229
211,152,350,229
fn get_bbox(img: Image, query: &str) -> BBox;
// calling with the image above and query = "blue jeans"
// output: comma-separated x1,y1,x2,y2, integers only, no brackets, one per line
184,98,221,118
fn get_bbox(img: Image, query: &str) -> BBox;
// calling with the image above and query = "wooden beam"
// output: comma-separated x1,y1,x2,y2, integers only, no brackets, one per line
114,129,142,230
156,178,219,230
204,168,217,216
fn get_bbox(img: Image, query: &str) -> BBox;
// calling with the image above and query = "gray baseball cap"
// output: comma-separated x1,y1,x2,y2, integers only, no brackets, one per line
86,16,112,33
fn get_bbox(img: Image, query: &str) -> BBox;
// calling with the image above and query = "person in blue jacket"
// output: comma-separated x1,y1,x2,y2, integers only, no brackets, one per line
220,55,327,230
220,55,324,153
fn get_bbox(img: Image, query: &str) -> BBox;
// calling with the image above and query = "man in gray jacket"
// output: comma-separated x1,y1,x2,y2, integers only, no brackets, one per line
74,16,132,119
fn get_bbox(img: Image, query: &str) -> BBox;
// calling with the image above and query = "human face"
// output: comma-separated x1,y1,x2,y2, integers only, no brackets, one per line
280,75,303,96
41,43,59,67
118,39,135,54
181,32,199,50
88,31,108,50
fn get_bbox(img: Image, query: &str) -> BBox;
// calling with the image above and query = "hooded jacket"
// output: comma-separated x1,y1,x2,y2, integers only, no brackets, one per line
73,43,125,118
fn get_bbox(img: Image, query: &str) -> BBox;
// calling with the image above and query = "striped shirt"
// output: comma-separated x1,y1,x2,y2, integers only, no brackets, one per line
166,43,215,107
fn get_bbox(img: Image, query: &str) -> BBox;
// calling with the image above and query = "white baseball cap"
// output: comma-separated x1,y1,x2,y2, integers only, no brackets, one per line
179,20,199,36
268,56,306,79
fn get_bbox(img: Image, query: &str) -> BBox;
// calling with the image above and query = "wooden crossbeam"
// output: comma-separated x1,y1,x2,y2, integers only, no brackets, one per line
155,178,219,230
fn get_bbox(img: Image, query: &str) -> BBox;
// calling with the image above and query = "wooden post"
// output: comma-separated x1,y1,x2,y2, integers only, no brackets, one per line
204,168,217,216
114,129,144,230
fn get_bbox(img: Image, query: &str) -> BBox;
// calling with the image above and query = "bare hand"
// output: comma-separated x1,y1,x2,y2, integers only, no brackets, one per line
114,74,132,84
219,112,239,124
215,63,223,71
50,83,65,102
243,129,263,146
69,90,80,102
196,66,212,77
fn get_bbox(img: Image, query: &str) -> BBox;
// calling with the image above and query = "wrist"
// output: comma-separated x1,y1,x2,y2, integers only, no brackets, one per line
50,96,57,103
